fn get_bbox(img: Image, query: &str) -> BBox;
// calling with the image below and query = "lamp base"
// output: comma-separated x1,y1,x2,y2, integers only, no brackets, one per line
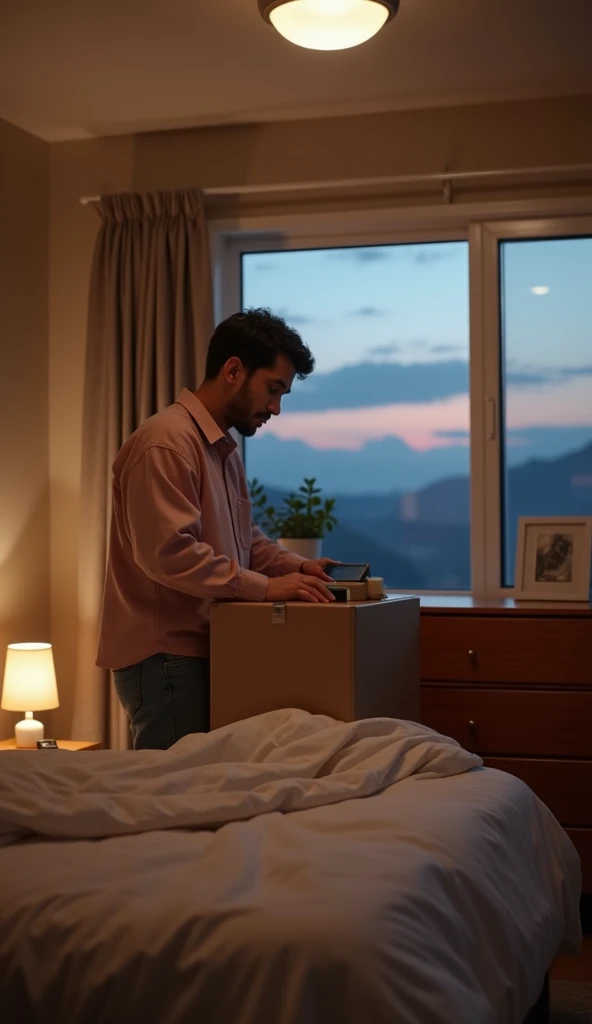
15,713,44,748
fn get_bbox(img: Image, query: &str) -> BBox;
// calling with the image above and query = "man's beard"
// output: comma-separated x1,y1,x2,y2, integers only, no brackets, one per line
226,382,267,437
235,420,257,438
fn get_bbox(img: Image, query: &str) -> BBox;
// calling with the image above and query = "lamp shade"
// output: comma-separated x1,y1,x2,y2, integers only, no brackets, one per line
1,643,59,712
258,0,398,51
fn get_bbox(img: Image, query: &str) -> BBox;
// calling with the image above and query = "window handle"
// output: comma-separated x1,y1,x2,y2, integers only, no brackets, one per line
486,397,496,441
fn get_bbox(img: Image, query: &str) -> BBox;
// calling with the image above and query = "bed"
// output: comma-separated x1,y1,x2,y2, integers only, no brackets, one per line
0,709,582,1024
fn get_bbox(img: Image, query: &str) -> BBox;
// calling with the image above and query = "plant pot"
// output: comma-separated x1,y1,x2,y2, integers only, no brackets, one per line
278,538,322,561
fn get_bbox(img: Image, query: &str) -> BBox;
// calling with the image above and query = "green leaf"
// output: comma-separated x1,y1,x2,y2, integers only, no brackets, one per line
268,477,339,539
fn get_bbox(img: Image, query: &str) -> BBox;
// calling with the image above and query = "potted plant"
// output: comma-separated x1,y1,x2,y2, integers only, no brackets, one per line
249,477,338,561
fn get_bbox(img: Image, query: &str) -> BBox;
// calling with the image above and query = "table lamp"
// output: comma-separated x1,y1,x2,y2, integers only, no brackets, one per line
1,643,59,747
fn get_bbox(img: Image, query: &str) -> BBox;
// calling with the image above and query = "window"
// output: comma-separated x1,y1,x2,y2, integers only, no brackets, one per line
499,236,592,585
241,241,470,590
221,211,592,595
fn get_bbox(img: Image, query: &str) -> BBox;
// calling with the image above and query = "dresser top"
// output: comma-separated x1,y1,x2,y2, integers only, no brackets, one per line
412,595,592,617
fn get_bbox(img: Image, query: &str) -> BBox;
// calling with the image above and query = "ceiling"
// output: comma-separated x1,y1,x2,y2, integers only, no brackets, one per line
1,0,592,142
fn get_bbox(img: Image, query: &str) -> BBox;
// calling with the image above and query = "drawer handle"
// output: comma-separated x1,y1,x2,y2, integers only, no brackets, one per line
468,720,476,729
468,649,477,660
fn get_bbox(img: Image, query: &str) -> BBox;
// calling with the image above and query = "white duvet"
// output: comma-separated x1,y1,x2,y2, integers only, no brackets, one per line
0,710,582,1024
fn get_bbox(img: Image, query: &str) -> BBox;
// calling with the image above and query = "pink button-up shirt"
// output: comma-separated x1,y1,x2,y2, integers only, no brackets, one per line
97,390,305,669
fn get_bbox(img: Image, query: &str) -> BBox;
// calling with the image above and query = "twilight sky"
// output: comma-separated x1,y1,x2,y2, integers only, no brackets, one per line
242,237,592,455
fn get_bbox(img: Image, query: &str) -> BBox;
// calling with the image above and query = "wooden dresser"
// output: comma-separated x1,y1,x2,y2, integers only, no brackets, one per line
419,597,592,892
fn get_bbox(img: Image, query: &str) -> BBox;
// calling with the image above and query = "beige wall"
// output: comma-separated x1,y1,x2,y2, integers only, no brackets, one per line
47,93,592,735
49,137,134,736
132,92,592,201
0,119,50,739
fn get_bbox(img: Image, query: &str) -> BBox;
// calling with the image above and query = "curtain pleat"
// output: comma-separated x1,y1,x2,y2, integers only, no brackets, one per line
72,190,213,748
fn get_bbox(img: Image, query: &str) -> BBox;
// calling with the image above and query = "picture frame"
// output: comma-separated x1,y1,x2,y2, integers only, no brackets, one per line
514,517,592,602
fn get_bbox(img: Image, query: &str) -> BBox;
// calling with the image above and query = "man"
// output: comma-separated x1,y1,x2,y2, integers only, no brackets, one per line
97,308,337,750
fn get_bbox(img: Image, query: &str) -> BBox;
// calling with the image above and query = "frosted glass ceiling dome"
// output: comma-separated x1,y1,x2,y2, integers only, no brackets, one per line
258,0,399,52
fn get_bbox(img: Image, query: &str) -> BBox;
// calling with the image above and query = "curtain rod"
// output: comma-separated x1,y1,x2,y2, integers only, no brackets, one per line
79,162,592,205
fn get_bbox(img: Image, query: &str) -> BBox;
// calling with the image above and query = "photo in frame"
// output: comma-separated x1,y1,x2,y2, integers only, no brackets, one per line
514,517,592,601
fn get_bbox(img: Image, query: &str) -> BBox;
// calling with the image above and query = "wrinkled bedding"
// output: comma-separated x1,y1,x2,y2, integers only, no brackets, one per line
0,710,581,1024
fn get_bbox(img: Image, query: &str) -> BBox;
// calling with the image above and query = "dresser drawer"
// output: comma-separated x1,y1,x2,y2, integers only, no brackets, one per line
420,615,591,685
421,687,592,757
482,757,592,827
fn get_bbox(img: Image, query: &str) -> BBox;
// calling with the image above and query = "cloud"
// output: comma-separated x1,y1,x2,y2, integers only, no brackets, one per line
285,314,315,326
429,344,465,355
265,373,592,454
368,343,401,356
252,262,278,272
507,364,592,386
265,395,470,452
274,307,316,326
436,430,469,439
353,248,391,263
507,370,552,385
412,249,456,266
283,357,592,417
288,359,469,411
326,243,462,266
350,306,387,317
561,365,592,377
327,247,392,263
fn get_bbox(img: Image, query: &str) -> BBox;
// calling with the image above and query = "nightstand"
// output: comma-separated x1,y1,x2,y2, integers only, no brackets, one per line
0,738,101,751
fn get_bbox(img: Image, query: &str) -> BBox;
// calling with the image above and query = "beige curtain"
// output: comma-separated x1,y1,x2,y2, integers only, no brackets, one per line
72,190,213,748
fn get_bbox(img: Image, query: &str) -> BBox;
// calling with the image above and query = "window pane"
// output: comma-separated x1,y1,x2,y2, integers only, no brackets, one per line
242,242,470,590
500,236,592,585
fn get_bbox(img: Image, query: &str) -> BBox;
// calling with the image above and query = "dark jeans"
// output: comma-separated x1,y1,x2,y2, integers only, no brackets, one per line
113,653,210,750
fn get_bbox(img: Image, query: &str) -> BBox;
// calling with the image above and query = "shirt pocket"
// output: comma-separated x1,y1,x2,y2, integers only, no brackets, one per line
235,498,253,552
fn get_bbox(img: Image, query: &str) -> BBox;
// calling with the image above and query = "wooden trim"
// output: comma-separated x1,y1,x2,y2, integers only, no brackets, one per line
416,595,592,616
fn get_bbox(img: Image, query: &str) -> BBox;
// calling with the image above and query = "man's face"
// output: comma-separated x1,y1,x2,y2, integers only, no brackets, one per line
226,354,296,437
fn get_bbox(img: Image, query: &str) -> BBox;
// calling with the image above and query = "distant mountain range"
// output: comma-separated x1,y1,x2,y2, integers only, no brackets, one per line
251,441,592,590
246,426,592,496
502,440,592,582
246,433,470,495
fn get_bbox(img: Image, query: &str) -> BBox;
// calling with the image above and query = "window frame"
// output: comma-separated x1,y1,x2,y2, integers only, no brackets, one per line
214,204,592,597
479,216,592,597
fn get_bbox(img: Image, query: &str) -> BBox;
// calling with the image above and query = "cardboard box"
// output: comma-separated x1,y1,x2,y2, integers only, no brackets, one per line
210,595,419,729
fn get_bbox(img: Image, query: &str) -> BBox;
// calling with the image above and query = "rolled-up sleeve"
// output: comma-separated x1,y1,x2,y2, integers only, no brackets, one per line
250,524,307,577
123,446,269,601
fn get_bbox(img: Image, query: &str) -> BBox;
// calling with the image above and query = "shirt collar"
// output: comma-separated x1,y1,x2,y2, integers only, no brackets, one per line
175,389,236,452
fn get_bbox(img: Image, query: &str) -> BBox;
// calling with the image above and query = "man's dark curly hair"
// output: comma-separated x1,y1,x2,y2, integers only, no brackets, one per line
204,308,315,381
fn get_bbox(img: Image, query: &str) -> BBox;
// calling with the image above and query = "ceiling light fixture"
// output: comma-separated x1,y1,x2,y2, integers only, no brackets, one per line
258,0,399,51
531,286,550,295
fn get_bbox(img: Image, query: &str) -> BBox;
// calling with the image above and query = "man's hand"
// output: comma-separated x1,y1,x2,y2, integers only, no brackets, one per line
265,572,335,604
300,558,340,583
